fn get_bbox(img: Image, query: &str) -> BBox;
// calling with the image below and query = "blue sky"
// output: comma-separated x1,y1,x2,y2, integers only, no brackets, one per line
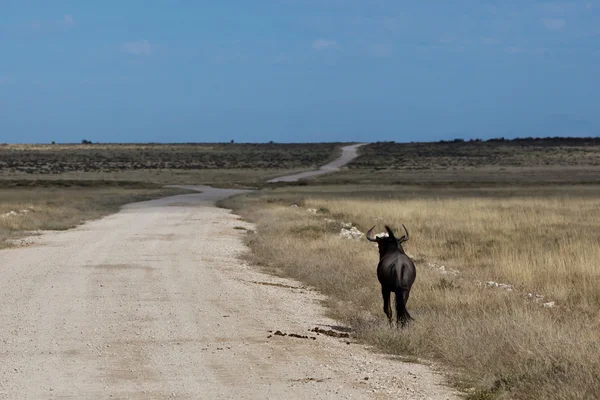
1,1,599,143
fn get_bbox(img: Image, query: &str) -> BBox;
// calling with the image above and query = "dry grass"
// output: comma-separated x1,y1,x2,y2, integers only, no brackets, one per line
0,168,310,189
0,142,345,188
0,184,191,248
304,196,600,314
352,139,600,170
312,165,600,186
312,138,600,187
222,185,600,400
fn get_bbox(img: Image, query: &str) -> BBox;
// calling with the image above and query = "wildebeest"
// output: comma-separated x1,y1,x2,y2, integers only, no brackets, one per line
366,224,416,328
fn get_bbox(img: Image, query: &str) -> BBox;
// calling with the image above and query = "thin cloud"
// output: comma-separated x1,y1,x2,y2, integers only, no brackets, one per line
480,37,500,45
7,14,76,34
438,34,458,45
506,46,548,55
542,18,566,30
312,39,337,50
507,46,525,54
537,2,580,14
62,14,75,27
274,54,290,64
371,43,393,57
485,5,498,15
121,40,153,55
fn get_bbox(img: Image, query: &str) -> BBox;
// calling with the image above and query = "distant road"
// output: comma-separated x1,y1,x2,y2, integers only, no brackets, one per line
267,143,367,183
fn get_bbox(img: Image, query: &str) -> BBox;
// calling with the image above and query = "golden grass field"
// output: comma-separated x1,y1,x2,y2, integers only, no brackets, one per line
221,185,600,400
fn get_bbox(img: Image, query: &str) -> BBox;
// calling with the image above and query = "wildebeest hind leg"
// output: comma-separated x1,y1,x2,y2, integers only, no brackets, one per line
395,288,412,328
403,289,413,322
381,287,392,325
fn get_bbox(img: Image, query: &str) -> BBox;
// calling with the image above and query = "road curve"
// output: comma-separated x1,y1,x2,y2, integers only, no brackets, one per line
0,185,457,399
267,143,367,183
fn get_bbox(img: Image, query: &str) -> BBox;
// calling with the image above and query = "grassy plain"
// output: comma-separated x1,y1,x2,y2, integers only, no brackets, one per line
0,142,343,248
222,183,600,400
4,139,600,398
314,138,600,186
0,169,306,188
0,143,342,187
352,138,600,170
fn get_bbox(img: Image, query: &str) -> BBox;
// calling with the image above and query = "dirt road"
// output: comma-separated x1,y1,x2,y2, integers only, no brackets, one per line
0,186,456,399
267,143,366,183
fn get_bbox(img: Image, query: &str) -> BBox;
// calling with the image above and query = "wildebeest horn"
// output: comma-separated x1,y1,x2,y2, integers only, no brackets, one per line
366,226,378,242
399,224,409,243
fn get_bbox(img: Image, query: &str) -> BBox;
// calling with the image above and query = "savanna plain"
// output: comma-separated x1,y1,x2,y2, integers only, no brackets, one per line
2,138,600,399
0,142,340,247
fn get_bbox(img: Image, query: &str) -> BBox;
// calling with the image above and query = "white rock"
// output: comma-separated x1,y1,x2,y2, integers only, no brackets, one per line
543,301,555,308
306,208,318,214
339,227,363,240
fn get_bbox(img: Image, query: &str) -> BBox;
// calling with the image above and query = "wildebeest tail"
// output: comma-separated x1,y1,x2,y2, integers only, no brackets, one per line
391,262,405,288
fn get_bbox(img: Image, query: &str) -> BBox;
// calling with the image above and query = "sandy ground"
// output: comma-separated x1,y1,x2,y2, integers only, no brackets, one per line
267,143,366,183
0,186,458,399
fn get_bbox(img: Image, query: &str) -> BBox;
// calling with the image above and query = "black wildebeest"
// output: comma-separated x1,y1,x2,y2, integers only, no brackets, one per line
366,224,416,328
